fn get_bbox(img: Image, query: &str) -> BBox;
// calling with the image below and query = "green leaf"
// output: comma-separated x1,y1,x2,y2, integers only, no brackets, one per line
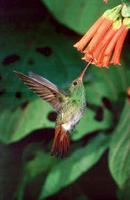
109,100,130,188
119,177,130,200
15,144,56,200
72,107,112,141
39,134,110,199
0,99,54,143
23,145,57,180
41,0,121,34
86,66,130,106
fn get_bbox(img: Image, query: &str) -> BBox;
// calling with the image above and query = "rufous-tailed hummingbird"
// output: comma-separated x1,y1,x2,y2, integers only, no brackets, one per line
14,62,90,156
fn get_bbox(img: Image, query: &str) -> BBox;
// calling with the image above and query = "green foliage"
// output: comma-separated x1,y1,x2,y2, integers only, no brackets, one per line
72,107,112,141
0,22,82,111
109,100,130,198
39,134,110,199
86,66,130,105
0,18,114,199
0,100,54,143
42,0,121,34
15,144,56,200
119,177,130,200
0,0,130,200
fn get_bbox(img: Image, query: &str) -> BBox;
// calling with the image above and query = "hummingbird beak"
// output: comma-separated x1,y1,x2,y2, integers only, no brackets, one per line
79,61,91,81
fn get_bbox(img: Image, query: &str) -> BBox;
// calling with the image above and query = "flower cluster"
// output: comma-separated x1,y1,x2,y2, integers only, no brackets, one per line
74,5,130,68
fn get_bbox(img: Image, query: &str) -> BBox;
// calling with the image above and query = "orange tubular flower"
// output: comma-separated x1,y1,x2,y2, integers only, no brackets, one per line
74,16,104,52
74,4,130,68
111,20,129,65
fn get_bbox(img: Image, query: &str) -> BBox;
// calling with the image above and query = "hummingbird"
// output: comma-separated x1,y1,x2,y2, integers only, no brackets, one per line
14,62,90,156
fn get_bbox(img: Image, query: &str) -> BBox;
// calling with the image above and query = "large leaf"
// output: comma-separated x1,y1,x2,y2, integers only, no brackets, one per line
109,100,130,189
86,66,130,106
41,0,121,34
15,144,56,200
72,107,112,141
39,133,110,199
119,177,130,200
0,99,54,143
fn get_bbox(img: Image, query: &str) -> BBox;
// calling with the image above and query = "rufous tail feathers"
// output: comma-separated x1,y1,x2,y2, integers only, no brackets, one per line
51,125,70,157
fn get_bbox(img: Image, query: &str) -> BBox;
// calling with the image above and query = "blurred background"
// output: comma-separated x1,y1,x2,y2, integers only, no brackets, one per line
0,0,130,200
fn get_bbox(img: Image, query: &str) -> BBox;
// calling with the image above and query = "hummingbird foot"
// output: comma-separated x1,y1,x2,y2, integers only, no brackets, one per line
51,125,70,157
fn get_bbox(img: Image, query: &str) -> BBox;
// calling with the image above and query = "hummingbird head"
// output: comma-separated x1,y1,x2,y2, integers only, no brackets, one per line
69,62,90,97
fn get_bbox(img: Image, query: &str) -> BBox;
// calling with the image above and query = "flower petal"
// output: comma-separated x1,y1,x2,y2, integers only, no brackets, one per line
73,16,104,52
85,18,113,54
101,25,125,67
111,25,128,65
92,28,117,61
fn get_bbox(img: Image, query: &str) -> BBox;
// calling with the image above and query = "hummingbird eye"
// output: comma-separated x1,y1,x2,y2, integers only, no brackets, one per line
73,81,77,86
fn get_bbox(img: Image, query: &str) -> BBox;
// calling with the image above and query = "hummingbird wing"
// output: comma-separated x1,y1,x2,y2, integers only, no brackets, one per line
51,125,70,157
14,71,66,111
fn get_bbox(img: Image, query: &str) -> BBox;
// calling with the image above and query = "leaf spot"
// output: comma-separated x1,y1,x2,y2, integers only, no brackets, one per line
102,97,112,111
48,111,57,122
0,89,5,96
36,47,53,57
15,91,22,99
20,100,29,109
2,54,20,65
95,106,104,121
0,74,2,80
28,58,34,65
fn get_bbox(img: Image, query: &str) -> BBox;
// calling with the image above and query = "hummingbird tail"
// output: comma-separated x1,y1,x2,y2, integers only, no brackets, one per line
51,125,70,157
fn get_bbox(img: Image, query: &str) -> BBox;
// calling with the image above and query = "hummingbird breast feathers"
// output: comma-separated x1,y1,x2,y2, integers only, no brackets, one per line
58,99,86,131
62,109,84,131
